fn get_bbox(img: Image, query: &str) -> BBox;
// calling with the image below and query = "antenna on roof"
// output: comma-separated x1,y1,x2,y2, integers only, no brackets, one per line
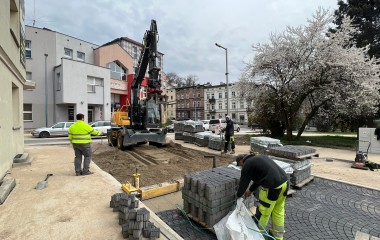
33,0,36,27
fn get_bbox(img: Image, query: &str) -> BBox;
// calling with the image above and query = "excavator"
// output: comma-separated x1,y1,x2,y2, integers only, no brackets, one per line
107,20,167,150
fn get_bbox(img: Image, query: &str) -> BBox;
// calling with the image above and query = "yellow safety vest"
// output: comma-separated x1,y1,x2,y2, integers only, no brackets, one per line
68,120,100,144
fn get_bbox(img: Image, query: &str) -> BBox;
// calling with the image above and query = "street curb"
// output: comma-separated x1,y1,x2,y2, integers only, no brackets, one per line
0,174,16,204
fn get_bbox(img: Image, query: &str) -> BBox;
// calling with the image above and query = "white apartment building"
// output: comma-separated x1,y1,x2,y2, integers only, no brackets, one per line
204,83,249,124
24,26,111,128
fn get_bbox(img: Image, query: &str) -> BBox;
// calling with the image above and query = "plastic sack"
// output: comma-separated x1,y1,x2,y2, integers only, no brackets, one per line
214,198,264,240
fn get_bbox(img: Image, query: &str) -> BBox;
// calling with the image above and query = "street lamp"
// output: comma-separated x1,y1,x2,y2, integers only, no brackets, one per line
194,85,199,121
215,43,229,116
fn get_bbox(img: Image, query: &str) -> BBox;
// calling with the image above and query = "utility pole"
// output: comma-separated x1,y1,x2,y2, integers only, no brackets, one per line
44,53,48,126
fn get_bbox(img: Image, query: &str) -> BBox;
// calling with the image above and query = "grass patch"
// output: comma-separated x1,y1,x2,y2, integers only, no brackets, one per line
280,135,357,150
244,134,357,150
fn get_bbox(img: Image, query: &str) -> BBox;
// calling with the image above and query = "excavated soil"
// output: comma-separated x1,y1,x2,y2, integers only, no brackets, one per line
92,141,238,187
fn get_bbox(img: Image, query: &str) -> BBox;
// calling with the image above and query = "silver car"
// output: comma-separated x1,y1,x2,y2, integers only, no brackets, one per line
31,122,74,138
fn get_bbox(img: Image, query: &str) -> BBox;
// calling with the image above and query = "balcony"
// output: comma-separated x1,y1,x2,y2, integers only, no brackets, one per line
208,97,216,104
209,109,216,113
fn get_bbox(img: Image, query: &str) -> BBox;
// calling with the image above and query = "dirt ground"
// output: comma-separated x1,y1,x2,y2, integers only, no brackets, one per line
92,135,380,190
92,141,236,187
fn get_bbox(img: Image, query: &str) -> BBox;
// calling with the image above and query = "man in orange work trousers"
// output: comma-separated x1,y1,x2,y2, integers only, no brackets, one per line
236,153,289,240
68,113,101,176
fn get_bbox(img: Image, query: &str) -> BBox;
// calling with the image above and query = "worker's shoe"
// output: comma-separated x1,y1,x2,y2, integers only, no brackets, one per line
221,151,227,154
82,171,94,175
75,171,82,176
230,150,235,154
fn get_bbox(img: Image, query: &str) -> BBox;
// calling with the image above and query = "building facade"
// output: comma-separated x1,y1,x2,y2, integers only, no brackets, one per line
204,83,248,124
94,42,134,111
24,26,111,128
0,0,34,178
162,83,176,122
176,85,205,121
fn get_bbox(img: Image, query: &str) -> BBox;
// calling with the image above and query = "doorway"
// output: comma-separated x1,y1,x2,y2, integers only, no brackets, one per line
88,109,93,123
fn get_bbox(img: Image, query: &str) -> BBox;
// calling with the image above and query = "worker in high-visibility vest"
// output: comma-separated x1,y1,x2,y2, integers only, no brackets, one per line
68,113,101,176
236,154,288,240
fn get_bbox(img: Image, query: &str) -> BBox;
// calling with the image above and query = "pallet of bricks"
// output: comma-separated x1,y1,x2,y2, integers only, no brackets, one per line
182,166,241,228
110,193,160,240
183,120,204,143
174,121,185,140
208,134,231,151
250,136,283,154
268,145,315,187
194,132,212,147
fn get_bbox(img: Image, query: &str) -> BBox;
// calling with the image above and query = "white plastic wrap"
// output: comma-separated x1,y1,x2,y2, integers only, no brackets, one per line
214,198,265,240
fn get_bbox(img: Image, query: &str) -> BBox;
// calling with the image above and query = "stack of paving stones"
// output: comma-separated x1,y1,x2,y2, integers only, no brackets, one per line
269,145,316,158
194,132,212,147
270,156,312,186
110,193,160,240
182,167,241,227
208,134,224,151
174,121,185,140
250,136,282,154
183,132,195,143
183,120,204,133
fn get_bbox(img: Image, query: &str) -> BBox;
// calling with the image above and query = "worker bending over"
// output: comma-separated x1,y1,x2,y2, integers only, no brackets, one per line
236,154,288,240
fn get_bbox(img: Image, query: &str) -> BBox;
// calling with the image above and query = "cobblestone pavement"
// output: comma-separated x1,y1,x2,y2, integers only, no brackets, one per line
285,177,380,240
157,209,217,240
157,177,380,240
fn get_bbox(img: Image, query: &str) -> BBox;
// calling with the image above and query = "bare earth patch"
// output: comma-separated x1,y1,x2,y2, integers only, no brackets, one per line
92,141,235,187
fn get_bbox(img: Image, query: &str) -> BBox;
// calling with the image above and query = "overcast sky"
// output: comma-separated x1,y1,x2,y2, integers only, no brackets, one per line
25,0,338,85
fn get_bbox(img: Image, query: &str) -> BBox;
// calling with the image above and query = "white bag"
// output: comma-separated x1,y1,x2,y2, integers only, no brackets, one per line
214,198,265,240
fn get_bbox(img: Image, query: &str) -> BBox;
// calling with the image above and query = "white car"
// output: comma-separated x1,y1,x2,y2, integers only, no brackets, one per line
90,120,112,135
201,120,210,131
209,119,240,133
31,122,74,138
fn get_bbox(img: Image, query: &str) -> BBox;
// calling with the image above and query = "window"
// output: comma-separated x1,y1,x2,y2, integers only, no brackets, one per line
193,101,196,107
232,102,236,109
25,40,31,58
56,73,61,91
132,46,137,58
26,72,32,81
206,104,209,110
23,104,32,121
240,101,244,108
197,92,200,98
207,94,210,99
87,76,103,93
193,93,195,98
225,102,228,109
197,101,200,107
157,56,161,68
225,92,228,98
232,91,236,97
64,48,73,59
77,51,85,61
171,96,173,100
232,113,236,119
219,92,222,99
219,102,222,109
211,93,214,99
106,61,127,80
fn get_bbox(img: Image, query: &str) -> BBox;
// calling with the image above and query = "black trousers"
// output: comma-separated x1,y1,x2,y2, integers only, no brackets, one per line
224,135,235,152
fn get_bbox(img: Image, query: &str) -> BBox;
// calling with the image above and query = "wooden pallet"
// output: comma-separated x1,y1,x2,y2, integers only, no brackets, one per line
292,175,314,189
187,213,215,233
287,189,296,197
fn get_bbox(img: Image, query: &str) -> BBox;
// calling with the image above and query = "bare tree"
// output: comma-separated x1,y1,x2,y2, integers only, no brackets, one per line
184,74,199,87
239,9,380,140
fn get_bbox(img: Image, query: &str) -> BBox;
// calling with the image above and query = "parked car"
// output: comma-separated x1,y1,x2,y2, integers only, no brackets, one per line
31,122,74,138
201,120,210,131
209,119,240,133
89,120,112,135
166,124,175,133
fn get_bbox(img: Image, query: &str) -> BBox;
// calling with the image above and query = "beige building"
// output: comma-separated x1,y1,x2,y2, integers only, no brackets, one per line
0,0,34,178
162,83,176,122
